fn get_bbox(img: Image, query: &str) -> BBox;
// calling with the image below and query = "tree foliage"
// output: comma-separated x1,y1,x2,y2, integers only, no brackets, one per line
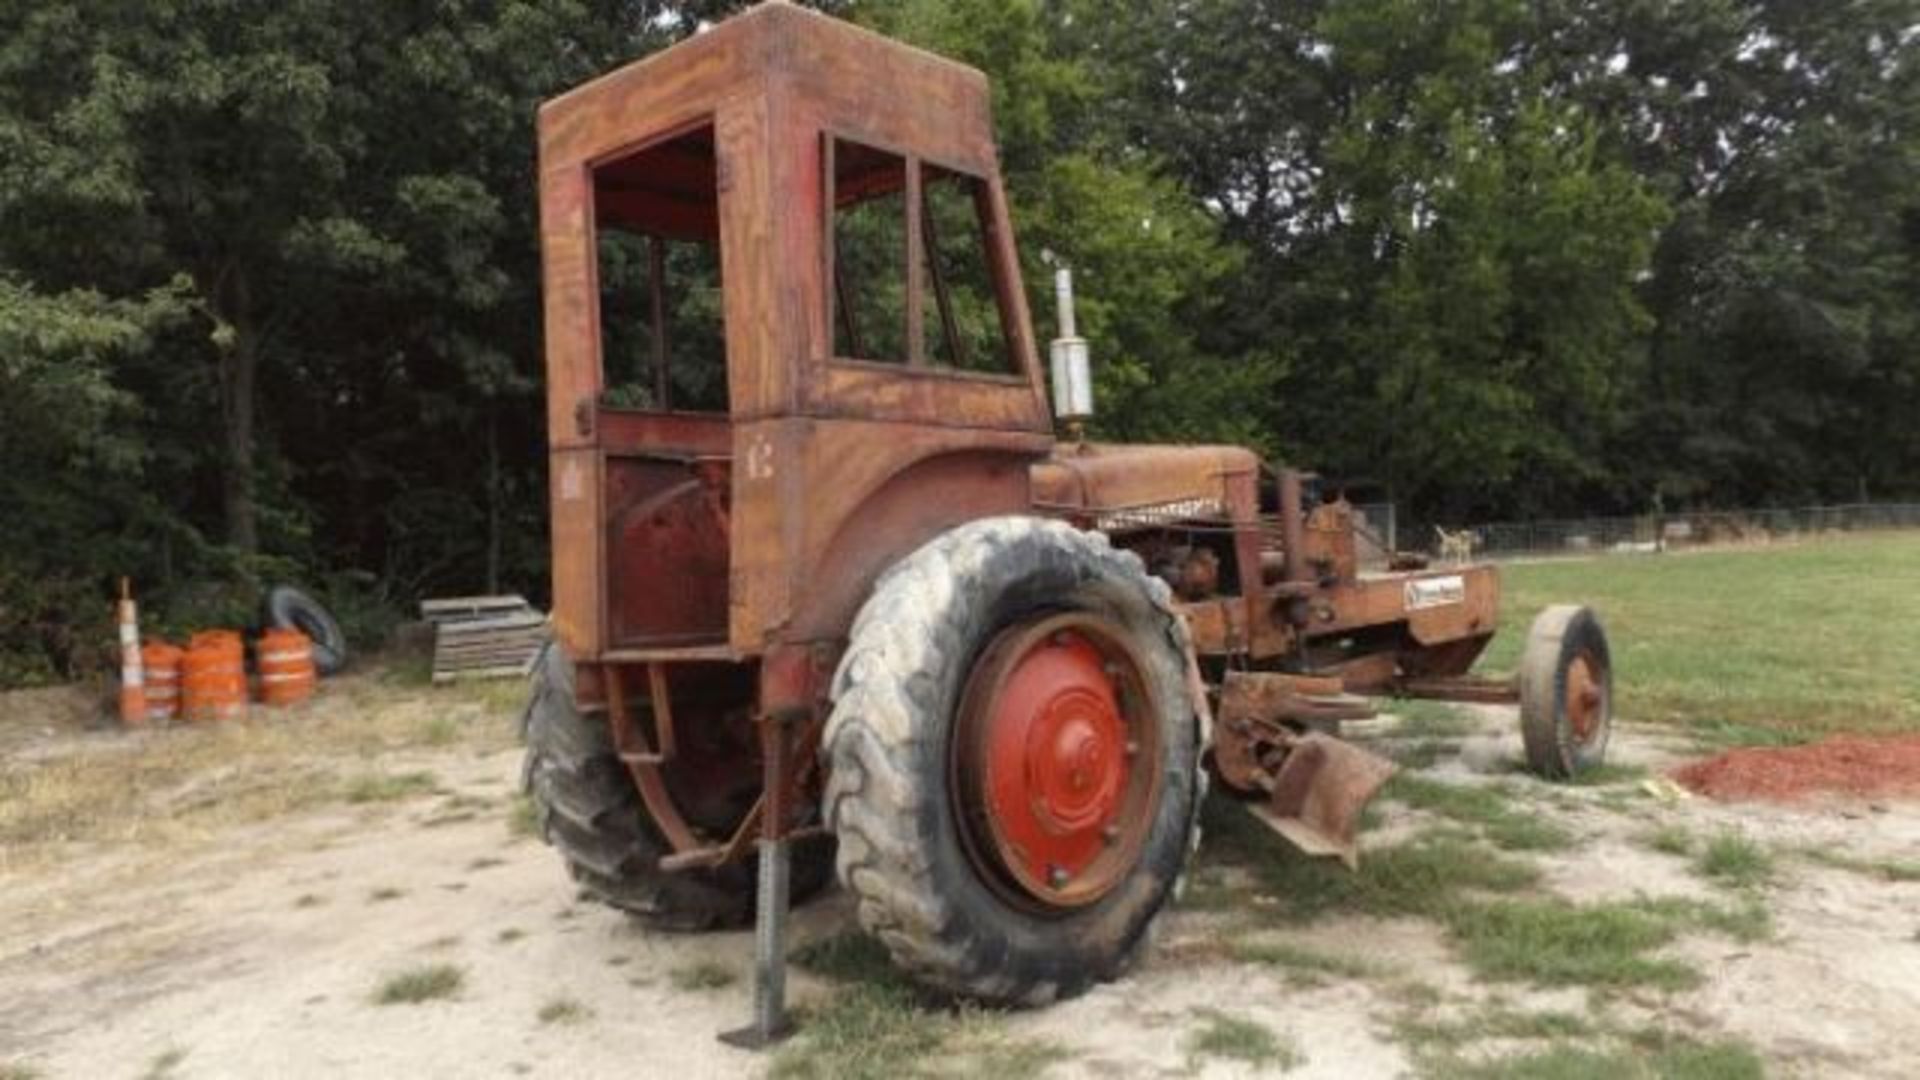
1,0,1915,683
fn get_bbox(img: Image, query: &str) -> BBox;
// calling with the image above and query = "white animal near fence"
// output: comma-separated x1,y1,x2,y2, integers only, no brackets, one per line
1434,526,1477,566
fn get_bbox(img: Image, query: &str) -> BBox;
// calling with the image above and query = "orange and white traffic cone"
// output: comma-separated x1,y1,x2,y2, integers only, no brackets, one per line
116,577,148,728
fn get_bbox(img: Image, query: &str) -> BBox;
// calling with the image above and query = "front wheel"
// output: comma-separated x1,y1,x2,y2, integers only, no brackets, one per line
1518,605,1613,779
823,517,1203,1004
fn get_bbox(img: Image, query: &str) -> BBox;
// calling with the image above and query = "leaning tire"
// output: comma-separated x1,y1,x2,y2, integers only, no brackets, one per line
1518,605,1613,779
265,585,348,675
824,517,1203,1004
520,642,831,930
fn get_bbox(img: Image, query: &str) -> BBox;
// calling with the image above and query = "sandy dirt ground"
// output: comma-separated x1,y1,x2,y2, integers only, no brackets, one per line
2,676,1917,1079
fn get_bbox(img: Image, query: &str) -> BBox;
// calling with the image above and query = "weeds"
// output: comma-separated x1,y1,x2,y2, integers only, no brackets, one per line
1444,899,1697,990
1233,825,1538,923
373,963,464,1004
1389,700,1481,737
791,931,902,987
496,927,526,944
1796,846,1920,883
1693,832,1775,889
1564,763,1650,787
1230,940,1380,987
139,1048,186,1080
420,715,461,746
343,771,440,804
1640,825,1693,856
537,996,592,1025
1384,775,1573,853
776,934,1064,1079
1184,1009,1303,1073
668,960,737,992
1629,896,1772,943
368,886,405,902
770,982,1063,1080
1426,1036,1763,1080
507,795,541,840
1393,1006,1594,1053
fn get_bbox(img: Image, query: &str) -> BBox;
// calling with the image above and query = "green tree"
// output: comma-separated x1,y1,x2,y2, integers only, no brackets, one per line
853,0,1276,449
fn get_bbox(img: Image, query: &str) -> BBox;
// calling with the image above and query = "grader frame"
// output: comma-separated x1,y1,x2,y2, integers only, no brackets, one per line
533,3,1606,1044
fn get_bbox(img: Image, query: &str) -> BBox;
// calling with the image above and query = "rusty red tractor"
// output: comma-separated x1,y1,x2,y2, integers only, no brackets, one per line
523,3,1612,1043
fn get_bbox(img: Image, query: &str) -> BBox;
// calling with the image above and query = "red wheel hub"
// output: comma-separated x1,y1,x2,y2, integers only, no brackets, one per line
1566,651,1606,745
953,614,1161,910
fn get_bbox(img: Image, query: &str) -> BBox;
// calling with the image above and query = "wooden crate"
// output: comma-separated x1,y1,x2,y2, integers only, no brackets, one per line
421,595,550,683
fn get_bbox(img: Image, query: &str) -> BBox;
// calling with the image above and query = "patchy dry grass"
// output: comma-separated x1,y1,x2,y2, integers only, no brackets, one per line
1444,899,1698,991
771,982,1063,1080
0,1064,41,1080
536,996,592,1026
495,927,527,944
1693,833,1776,890
1389,700,1482,737
138,1048,186,1080
1384,775,1574,853
1639,824,1694,857
0,670,517,867
373,963,464,1005
1184,1009,1303,1073
792,930,901,986
506,795,540,841
1794,845,1920,883
1201,796,1537,922
667,960,737,992
368,886,406,903
343,770,441,803
1393,1005,1595,1053
777,932,1064,1080
1428,1036,1764,1080
1230,939,1381,987
1563,762,1650,787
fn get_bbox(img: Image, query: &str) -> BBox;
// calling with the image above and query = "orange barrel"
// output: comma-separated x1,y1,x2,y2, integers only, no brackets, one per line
181,630,247,722
256,627,316,707
140,640,184,722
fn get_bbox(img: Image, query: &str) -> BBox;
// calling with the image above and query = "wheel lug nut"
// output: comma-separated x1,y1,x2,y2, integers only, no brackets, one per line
1102,825,1120,846
1047,864,1069,888
1124,740,1139,758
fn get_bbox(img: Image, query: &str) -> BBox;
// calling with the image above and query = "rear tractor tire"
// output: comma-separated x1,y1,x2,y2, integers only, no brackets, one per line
1518,605,1613,780
520,643,831,930
824,517,1204,1004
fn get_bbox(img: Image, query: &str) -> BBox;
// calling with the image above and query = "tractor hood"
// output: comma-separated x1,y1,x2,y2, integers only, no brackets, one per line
1030,443,1260,522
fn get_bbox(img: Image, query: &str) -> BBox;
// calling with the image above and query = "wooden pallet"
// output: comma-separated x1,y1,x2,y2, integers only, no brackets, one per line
421,595,550,683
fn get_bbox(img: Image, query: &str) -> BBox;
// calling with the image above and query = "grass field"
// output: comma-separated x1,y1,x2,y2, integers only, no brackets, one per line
1475,534,1920,737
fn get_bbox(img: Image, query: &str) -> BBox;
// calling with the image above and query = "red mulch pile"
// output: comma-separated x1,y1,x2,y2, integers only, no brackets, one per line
1672,734,1920,802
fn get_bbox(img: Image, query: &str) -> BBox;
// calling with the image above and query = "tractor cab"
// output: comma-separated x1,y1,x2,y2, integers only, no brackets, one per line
539,2,1054,674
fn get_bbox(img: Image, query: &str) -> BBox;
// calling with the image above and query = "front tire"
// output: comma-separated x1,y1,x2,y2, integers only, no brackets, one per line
823,517,1203,1004
1518,605,1613,779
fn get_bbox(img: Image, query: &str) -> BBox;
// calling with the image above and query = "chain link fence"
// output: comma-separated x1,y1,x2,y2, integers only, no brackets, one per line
1433,502,1920,561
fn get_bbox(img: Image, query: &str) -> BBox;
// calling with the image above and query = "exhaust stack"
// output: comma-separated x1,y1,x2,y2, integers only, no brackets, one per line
1049,267,1093,438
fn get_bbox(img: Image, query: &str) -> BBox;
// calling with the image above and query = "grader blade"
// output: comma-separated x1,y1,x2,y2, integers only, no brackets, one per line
1248,733,1397,870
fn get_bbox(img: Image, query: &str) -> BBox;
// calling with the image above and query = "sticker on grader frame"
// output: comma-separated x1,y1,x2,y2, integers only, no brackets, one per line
1404,575,1466,611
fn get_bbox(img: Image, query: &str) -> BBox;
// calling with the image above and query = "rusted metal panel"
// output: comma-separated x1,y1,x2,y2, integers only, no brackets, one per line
548,447,604,657
809,363,1048,431
1031,443,1259,515
607,470,730,646
1303,566,1499,643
